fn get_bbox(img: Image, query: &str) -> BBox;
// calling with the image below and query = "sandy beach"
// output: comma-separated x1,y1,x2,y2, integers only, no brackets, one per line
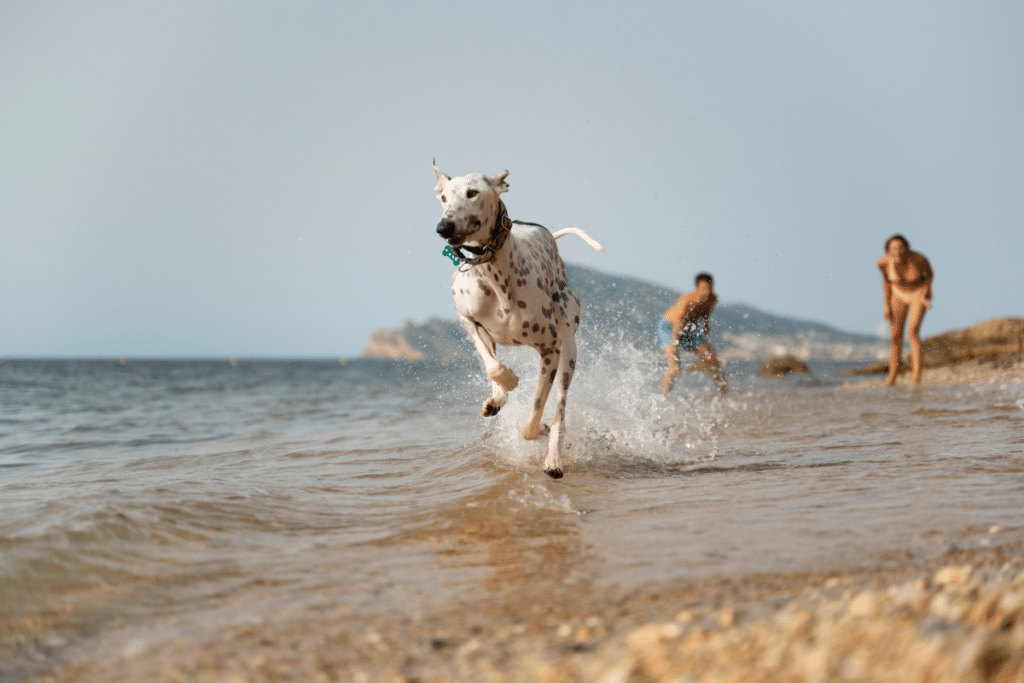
30,533,1024,683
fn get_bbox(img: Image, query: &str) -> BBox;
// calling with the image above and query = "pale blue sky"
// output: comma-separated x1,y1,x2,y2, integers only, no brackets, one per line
1,1,1021,357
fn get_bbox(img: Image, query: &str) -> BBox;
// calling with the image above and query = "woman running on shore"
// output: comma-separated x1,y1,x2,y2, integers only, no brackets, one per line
877,234,933,386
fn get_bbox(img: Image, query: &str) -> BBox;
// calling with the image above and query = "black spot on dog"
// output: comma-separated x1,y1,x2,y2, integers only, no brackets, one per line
562,373,570,390
523,321,530,329
552,292,560,302
549,369,557,382
574,315,580,325
532,323,539,332
517,301,526,309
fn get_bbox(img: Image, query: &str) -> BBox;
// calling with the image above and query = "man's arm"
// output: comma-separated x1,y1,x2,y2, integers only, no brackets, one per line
666,293,695,339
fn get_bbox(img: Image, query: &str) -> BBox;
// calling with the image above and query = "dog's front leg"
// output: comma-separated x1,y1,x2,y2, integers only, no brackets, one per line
522,348,559,441
542,336,576,479
460,316,518,416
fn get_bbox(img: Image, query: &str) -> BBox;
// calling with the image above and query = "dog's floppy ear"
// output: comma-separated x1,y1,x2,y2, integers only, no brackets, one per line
487,170,510,194
432,159,450,196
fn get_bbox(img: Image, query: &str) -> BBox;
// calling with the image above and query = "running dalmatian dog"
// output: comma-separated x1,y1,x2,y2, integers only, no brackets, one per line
433,160,604,478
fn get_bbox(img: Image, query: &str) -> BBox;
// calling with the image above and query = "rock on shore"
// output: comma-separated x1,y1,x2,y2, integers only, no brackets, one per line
759,355,811,378
843,317,1024,378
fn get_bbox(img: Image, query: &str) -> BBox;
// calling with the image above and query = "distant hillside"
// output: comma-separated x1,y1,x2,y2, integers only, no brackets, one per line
362,263,888,363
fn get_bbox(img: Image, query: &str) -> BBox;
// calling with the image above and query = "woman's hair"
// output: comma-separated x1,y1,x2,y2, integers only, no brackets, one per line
885,234,910,251
695,272,714,286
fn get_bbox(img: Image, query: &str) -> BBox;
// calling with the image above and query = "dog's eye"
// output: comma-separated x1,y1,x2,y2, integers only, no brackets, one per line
466,189,478,198
441,195,447,202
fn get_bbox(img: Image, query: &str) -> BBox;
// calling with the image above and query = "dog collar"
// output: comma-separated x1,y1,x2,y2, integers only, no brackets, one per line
442,201,513,270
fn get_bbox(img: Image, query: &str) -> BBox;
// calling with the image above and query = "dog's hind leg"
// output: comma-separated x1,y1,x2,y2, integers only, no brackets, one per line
460,316,519,416
542,336,576,479
522,348,560,441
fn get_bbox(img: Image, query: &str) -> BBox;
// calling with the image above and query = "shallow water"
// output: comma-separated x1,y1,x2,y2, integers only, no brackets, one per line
1,352,1022,677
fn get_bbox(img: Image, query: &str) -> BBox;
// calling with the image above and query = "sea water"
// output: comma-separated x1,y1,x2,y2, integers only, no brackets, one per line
1,347,1022,677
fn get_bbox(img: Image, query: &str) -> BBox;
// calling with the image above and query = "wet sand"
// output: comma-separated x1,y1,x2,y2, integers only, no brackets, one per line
23,534,1024,683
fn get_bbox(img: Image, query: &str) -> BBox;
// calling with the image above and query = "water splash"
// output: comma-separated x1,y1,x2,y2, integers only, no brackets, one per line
472,335,743,473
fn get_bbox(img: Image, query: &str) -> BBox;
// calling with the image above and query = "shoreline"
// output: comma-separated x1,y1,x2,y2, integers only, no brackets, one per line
28,534,1024,683
7,354,1023,683
842,354,1024,388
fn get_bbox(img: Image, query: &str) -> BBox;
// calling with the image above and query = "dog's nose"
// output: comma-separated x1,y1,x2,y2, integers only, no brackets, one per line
436,219,456,240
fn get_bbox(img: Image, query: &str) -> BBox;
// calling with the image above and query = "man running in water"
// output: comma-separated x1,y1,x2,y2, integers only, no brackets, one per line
658,272,728,396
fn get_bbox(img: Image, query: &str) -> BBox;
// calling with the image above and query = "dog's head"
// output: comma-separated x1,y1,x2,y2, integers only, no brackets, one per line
433,160,509,248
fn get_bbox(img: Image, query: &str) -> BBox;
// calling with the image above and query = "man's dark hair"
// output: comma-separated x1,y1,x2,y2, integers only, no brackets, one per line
885,234,910,251
695,272,714,286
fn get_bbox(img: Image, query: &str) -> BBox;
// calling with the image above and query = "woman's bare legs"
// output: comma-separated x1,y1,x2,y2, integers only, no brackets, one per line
886,299,909,386
906,302,927,385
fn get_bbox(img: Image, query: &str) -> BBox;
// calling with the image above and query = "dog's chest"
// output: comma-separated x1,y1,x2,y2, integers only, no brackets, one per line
450,231,573,345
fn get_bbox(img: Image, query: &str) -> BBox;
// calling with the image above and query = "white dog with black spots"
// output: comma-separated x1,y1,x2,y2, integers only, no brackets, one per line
433,161,604,478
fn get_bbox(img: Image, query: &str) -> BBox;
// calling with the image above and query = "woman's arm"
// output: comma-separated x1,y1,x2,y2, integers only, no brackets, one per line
915,253,934,302
878,257,893,320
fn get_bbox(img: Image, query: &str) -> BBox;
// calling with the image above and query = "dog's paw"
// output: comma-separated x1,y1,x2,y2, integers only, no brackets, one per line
488,365,519,392
521,422,549,440
482,399,502,417
544,468,563,479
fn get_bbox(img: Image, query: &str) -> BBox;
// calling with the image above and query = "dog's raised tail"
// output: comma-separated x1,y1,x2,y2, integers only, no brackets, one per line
551,227,605,252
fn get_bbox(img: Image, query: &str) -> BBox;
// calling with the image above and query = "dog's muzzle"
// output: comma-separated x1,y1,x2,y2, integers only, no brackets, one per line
436,219,458,243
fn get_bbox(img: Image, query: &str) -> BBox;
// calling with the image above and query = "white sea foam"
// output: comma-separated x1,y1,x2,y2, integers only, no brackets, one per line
475,337,741,473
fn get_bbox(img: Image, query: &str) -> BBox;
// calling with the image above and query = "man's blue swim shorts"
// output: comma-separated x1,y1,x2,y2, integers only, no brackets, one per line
656,317,708,352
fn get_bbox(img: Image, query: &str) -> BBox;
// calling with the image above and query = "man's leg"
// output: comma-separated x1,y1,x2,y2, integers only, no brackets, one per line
697,344,727,394
662,344,681,397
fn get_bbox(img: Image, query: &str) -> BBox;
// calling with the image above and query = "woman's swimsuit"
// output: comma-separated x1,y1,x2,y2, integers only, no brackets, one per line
886,262,928,307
